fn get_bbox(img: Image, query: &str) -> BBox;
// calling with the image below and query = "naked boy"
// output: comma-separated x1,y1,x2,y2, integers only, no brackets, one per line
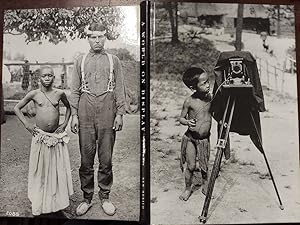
179,67,212,201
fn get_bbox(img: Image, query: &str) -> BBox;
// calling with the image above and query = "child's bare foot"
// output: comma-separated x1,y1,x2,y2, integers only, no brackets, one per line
179,188,192,201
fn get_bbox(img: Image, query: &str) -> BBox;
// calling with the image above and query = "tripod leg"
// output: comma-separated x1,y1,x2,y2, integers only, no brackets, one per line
199,98,236,223
199,147,223,223
250,112,284,210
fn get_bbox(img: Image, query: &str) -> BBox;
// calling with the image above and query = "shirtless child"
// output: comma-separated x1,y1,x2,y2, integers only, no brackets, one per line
14,66,73,216
179,67,212,201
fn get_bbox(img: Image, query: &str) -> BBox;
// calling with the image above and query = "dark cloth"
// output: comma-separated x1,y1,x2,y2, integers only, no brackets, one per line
211,51,265,152
78,92,116,201
21,63,30,90
21,71,30,90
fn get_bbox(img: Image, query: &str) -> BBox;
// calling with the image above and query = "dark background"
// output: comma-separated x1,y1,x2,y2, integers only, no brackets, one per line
0,0,299,225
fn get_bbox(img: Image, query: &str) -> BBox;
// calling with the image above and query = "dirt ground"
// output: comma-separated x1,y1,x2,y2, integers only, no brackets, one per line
150,79,300,224
0,114,140,222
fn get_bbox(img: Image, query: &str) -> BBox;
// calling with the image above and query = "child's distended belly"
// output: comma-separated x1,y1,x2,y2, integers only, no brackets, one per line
35,107,60,133
188,120,211,139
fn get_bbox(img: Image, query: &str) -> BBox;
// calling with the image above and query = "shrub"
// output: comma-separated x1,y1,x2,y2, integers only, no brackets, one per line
151,37,220,80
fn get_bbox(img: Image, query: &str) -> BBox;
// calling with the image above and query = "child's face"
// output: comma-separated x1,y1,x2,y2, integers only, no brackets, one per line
40,68,55,88
195,72,210,94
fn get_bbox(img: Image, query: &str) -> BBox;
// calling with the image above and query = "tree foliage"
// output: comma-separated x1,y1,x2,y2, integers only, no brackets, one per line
107,48,136,61
151,37,220,77
265,5,294,20
4,7,124,44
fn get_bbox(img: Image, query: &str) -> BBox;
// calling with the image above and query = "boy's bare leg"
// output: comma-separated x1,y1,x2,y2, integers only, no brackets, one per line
179,169,193,201
179,142,196,201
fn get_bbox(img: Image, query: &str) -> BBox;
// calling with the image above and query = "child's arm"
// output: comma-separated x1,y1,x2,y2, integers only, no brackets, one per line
179,98,196,128
14,91,38,136
55,91,71,133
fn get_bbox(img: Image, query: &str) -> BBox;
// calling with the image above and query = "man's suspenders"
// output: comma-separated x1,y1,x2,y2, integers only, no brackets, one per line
80,53,89,93
80,53,115,94
106,54,115,92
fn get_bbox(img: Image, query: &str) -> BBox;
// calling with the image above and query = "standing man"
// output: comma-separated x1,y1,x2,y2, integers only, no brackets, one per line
70,22,126,216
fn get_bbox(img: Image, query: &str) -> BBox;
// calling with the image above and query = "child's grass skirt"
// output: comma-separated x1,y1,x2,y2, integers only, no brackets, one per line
180,134,210,173
28,128,73,216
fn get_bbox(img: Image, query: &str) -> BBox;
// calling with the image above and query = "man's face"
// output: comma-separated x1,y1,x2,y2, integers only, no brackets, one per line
40,68,55,88
195,72,210,94
88,31,106,52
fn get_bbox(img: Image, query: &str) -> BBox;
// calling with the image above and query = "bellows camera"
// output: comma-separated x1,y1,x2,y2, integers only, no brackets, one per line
230,58,244,77
224,57,251,86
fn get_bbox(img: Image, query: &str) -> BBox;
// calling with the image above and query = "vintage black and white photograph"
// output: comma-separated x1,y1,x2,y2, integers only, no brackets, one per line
150,2,299,224
1,5,140,221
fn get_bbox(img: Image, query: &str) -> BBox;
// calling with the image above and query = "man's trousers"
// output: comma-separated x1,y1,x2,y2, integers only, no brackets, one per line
78,92,116,201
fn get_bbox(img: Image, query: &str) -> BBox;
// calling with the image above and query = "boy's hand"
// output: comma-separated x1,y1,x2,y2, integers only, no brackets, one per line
113,115,123,131
187,119,196,128
219,120,223,126
71,115,79,134
25,123,39,136
55,124,66,133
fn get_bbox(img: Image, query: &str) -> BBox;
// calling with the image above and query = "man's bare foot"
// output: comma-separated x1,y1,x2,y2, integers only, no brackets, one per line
179,188,192,201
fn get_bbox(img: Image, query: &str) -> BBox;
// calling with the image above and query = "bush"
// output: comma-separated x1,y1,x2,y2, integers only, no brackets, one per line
107,48,136,61
151,37,220,80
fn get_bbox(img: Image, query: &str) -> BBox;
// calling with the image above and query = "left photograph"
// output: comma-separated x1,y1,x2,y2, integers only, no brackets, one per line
1,5,140,221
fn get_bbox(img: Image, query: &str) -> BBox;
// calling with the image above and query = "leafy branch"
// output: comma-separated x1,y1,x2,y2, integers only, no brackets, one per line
4,7,124,44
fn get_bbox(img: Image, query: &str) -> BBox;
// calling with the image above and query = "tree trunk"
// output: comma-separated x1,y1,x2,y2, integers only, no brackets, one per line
277,5,281,37
236,4,244,51
1,86,5,124
166,2,179,44
174,2,179,43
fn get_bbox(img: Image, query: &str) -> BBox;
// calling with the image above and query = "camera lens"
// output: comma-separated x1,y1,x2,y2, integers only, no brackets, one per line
233,65,241,73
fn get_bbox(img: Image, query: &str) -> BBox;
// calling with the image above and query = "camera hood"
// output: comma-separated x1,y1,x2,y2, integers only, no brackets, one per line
211,51,266,153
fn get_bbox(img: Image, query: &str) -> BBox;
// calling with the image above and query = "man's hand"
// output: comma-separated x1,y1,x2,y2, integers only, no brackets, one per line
55,124,67,134
25,123,39,136
113,115,123,131
71,115,79,134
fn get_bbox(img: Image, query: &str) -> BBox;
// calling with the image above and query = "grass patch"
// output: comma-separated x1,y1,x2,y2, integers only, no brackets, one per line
239,161,255,166
230,152,239,164
150,197,158,203
6,92,26,100
250,170,271,180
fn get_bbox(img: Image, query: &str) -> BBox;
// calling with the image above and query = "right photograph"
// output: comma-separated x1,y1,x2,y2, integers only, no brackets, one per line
150,2,299,224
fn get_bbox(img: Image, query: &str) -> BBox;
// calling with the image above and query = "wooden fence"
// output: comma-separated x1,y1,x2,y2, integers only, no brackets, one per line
256,56,297,97
3,60,140,114
4,59,73,90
